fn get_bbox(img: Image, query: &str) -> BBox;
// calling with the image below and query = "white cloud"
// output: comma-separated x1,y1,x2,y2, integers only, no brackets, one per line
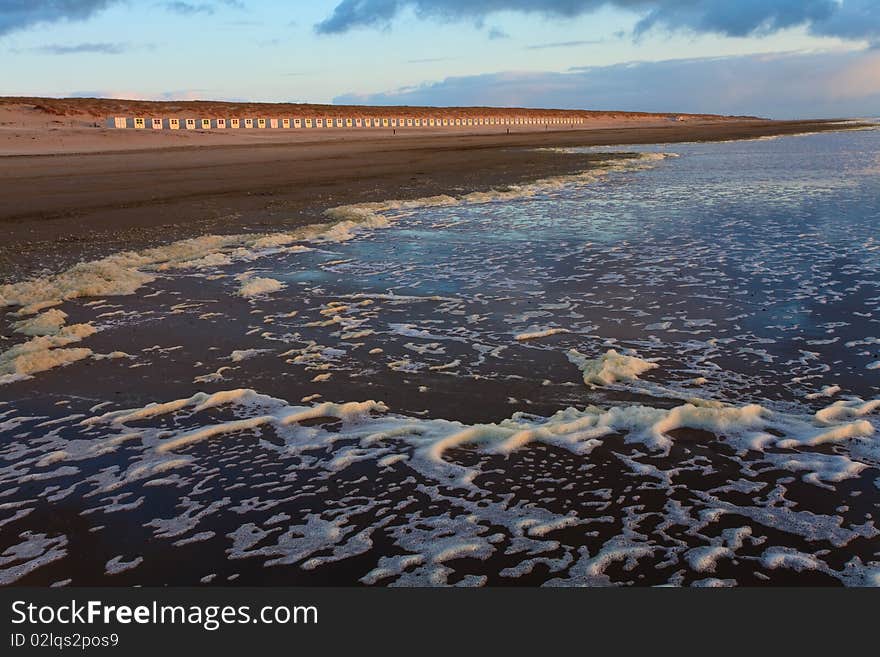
334,48,880,118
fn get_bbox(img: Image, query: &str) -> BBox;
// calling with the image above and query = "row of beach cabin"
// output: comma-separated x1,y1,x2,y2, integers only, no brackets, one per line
110,116,586,129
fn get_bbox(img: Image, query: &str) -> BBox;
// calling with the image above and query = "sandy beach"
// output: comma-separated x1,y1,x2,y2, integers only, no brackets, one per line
1,97,878,588
0,98,858,279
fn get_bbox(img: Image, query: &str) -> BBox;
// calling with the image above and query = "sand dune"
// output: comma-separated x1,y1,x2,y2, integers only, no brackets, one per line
1,96,753,157
3,95,742,122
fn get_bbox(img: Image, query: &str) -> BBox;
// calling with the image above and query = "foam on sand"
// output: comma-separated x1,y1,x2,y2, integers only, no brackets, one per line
236,274,285,298
0,323,97,385
814,398,880,424
323,153,677,230
1,152,674,317
806,385,841,400
0,532,69,586
566,348,659,387
11,309,69,336
2,380,878,585
321,195,459,236
5,136,880,585
0,212,409,386
514,327,571,341
68,387,880,486
228,349,271,362
0,212,412,318
0,150,678,389
0,234,264,315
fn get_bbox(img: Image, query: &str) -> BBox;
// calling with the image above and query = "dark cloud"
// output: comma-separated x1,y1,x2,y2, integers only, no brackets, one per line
34,41,128,54
333,48,880,119
0,0,244,36
633,0,839,37
315,1,880,44
0,0,118,36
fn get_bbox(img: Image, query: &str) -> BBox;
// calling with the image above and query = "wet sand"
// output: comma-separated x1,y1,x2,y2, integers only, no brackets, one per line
1,124,878,587
0,118,857,280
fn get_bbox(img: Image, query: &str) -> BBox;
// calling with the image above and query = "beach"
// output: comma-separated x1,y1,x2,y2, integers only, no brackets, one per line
0,101,878,587
0,101,857,279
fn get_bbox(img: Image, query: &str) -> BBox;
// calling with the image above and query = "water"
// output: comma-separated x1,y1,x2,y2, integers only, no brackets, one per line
271,133,879,407
0,129,878,586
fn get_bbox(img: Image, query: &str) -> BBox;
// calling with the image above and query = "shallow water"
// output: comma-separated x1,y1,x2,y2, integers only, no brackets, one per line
1,130,878,586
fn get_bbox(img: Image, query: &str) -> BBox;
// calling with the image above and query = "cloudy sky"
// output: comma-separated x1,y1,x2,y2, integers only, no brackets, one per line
1,0,879,117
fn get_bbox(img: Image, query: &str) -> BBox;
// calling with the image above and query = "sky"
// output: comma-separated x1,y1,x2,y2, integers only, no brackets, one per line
1,1,879,118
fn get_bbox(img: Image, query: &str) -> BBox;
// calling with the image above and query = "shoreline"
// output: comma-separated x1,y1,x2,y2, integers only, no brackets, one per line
0,118,868,281
0,117,878,587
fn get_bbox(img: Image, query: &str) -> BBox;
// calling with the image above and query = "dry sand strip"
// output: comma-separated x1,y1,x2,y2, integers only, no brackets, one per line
0,114,862,280
0,96,744,156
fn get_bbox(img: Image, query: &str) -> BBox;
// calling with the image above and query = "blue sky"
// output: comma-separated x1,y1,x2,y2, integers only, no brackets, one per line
1,1,879,118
